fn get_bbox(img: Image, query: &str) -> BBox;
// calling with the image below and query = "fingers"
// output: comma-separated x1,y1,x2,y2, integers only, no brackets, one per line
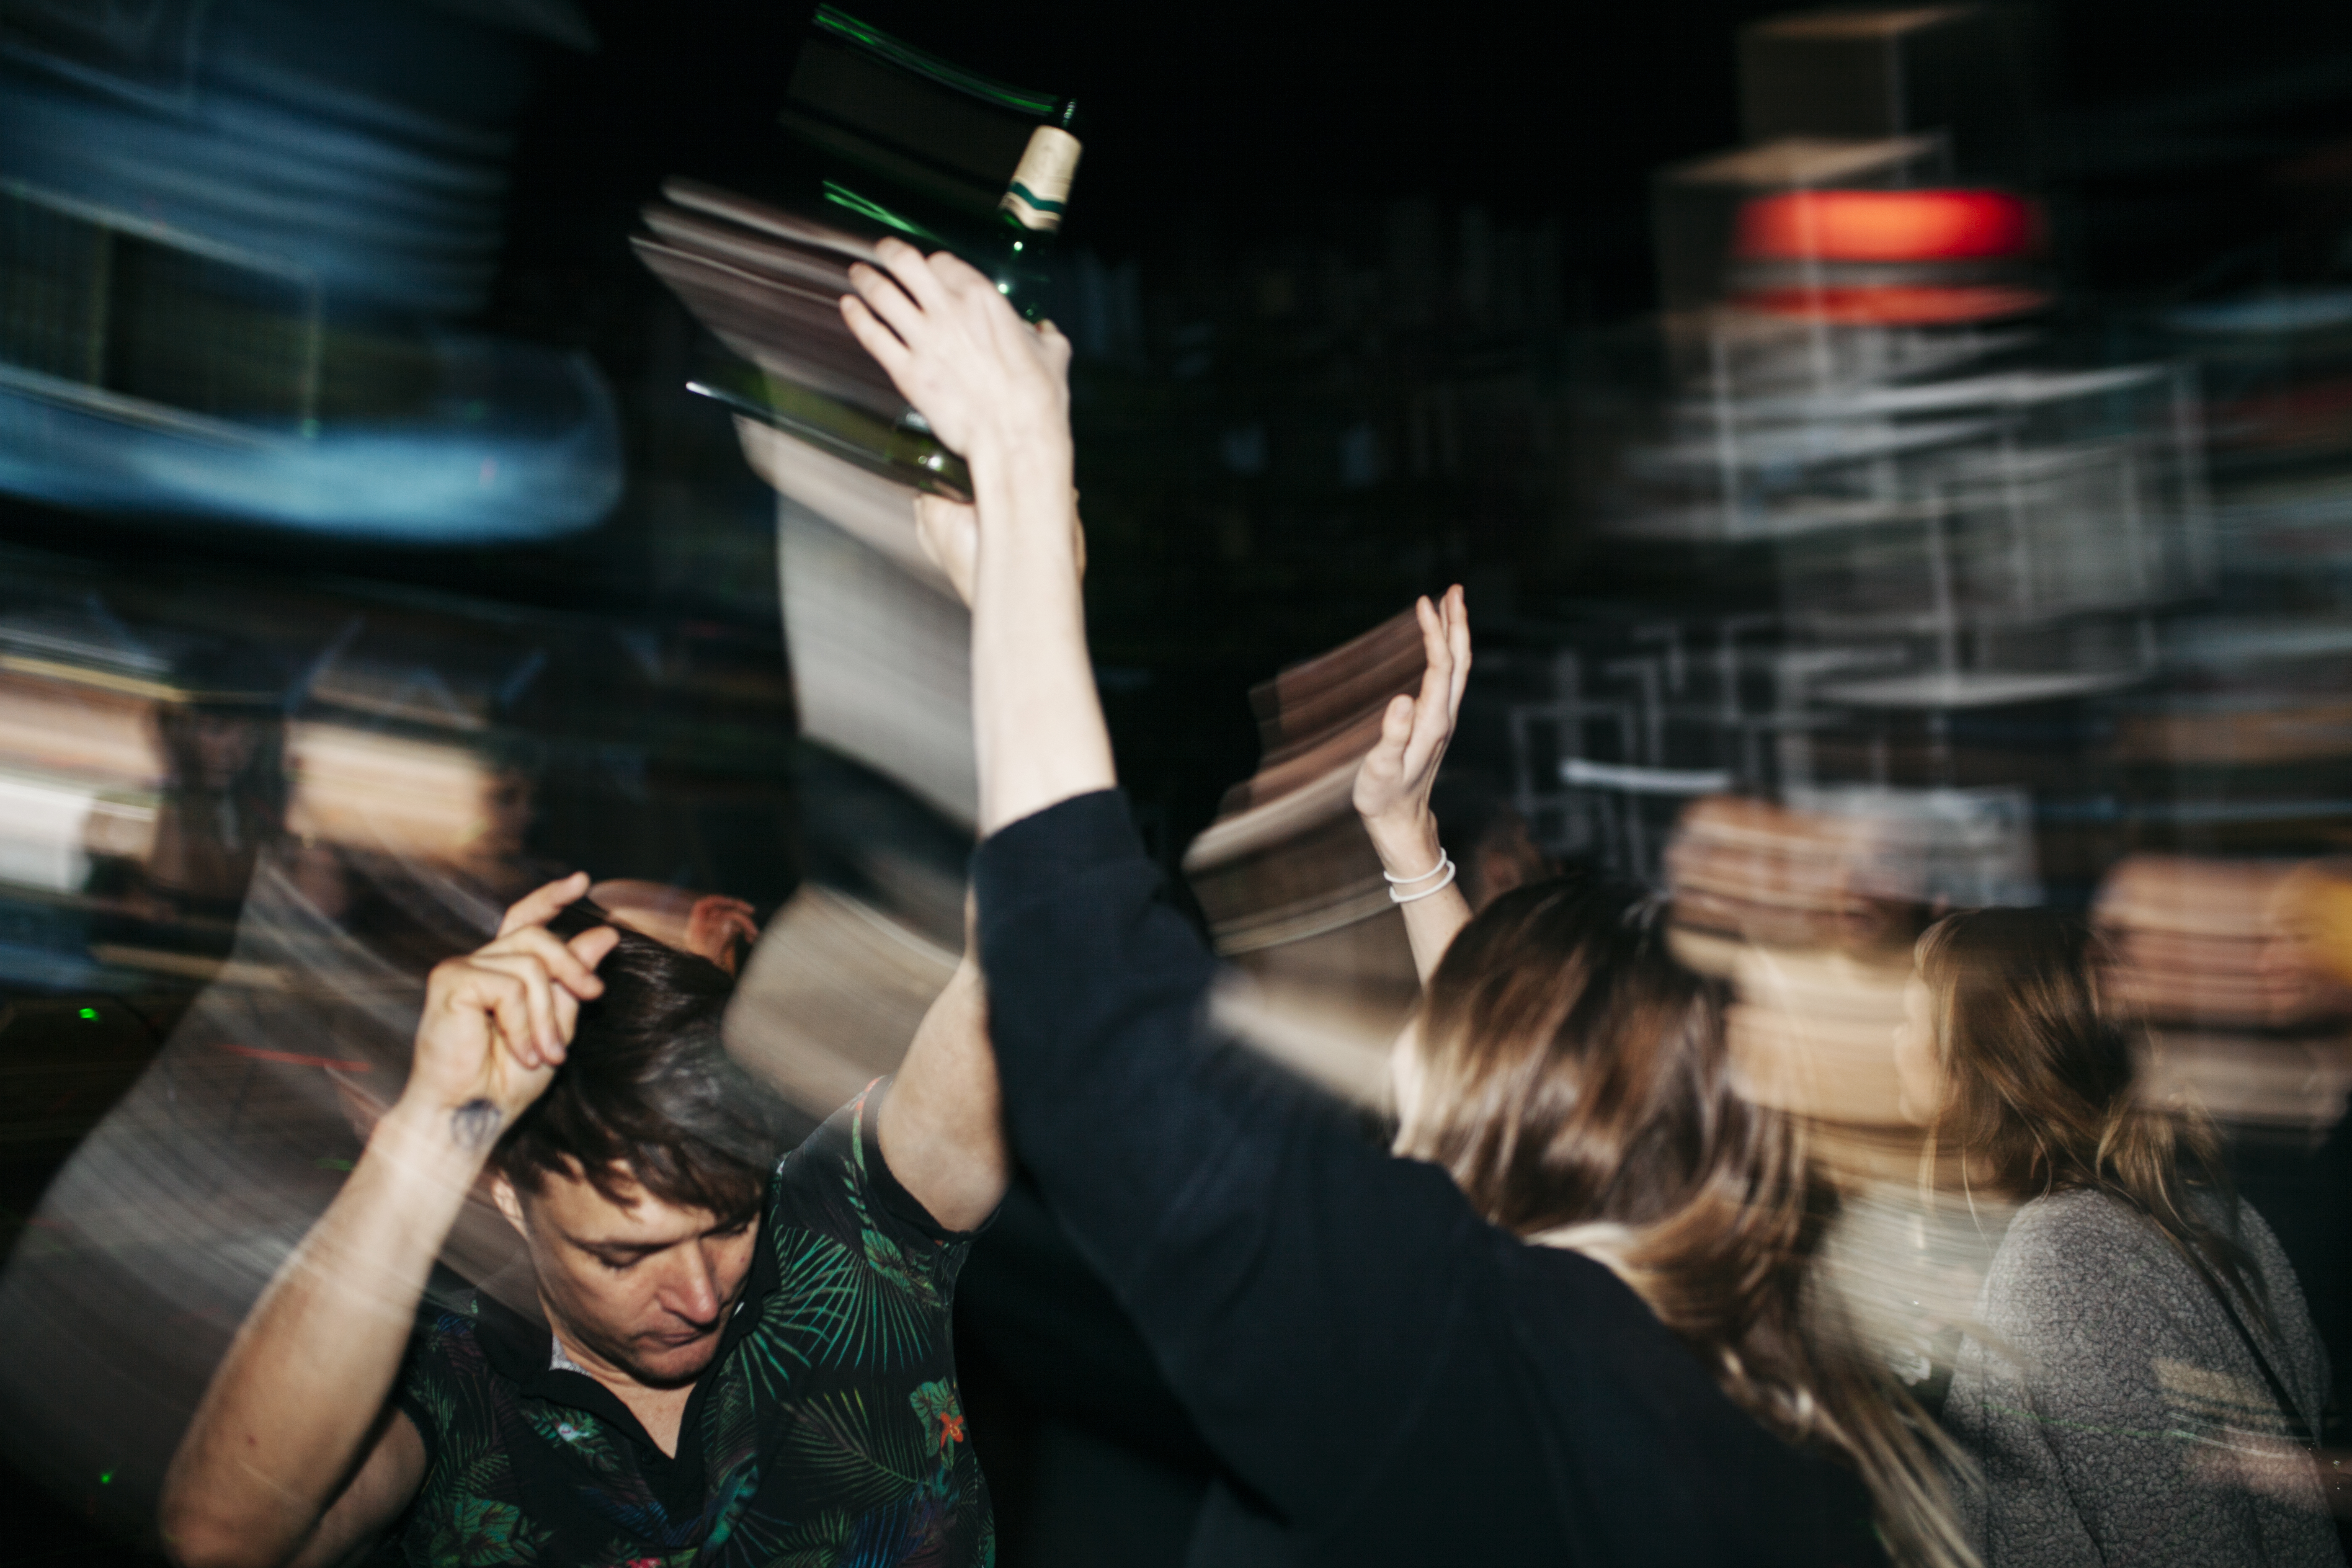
471,951,563,1065
846,241,997,358
919,245,1003,301
434,958,550,1073
554,926,621,1042
446,921,615,1069
843,256,925,343
1392,594,1460,782
864,239,1028,343
1034,318,1074,375
841,292,915,386
870,236,955,311
1414,593,1452,678
1444,585,1472,712
569,923,622,973
493,924,609,1003
498,871,588,938
1376,691,1414,758
1411,597,1455,722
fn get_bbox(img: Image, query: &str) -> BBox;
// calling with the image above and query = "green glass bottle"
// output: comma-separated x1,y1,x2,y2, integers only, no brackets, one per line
786,8,1083,320
820,98,1083,322
655,7,1086,495
687,355,974,502
990,98,1083,318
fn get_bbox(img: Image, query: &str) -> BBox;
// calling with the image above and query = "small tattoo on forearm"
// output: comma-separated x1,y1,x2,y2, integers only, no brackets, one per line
449,1098,503,1151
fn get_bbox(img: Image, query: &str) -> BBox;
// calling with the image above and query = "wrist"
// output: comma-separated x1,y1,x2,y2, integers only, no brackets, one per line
964,412,1073,487
372,1093,505,1183
1364,810,1444,877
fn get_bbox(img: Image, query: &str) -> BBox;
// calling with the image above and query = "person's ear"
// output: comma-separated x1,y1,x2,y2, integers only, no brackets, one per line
490,1171,531,1239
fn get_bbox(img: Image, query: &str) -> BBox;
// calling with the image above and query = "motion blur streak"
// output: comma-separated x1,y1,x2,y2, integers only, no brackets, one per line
0,0,619,538
4,0,2352,1560
0,570,818,1544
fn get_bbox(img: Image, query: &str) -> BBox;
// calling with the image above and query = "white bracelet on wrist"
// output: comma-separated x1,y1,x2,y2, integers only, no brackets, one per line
1387,851,1457,903
1381,849,1449,885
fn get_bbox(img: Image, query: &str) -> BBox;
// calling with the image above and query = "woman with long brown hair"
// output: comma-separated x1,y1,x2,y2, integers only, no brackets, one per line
1393,871,1973,1568
838,235,1969,1565
1896,908,2340,1566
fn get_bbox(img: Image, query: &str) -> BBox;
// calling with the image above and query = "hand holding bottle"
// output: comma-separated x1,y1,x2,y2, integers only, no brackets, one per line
840,237,1072,471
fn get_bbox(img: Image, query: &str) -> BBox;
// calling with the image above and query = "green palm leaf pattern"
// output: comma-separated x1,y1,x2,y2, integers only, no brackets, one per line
777,1388,936,1514
701,1355,765,1498
424,1495,549,1566
767,1506,856,1567
524,1407,632,1480
743,1230,935,1400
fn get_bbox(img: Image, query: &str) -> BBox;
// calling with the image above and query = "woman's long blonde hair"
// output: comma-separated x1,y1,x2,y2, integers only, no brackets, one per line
1914,908,2261,1321
1398,874,1973,1568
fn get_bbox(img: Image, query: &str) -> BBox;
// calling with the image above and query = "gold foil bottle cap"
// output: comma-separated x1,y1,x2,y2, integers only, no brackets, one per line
999,126,1082,232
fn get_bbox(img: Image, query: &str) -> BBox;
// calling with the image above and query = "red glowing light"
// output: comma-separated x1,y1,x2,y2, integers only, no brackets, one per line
1736,190,2041,263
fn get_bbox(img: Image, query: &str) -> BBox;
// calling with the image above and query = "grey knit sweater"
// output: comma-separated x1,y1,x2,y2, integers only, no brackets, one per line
1944,1187,2342,1567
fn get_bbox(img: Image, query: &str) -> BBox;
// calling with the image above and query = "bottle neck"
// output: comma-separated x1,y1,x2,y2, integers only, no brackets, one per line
998,113,1082,236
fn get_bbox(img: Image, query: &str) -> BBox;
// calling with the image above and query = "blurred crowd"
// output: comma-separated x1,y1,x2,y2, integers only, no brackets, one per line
2,0,2352,1565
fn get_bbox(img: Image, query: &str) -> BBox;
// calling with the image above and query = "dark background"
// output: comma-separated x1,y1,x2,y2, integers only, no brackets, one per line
9,2,2352,1562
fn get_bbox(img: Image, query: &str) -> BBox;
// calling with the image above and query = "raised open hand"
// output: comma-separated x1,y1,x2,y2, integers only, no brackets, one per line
840,238,1070,465
404,872,619,1151
1353,587,1471,854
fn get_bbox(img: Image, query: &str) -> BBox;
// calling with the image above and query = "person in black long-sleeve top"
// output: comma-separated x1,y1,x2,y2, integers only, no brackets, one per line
838,240,1964,1567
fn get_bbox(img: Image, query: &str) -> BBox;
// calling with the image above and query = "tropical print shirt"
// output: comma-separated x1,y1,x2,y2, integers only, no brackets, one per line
391,1084,992,1566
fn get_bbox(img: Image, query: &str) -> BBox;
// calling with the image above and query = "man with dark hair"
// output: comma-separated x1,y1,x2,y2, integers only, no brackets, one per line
160,871,1006,1566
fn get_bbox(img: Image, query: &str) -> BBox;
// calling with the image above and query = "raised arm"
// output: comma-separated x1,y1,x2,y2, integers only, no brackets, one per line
877,903,1005,1233
160,875,618,1568
1352,589,1475,984
841,243,1567,1544
842,241,1106,833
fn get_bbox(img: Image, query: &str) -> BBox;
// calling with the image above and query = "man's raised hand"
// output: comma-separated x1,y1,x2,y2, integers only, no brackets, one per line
404,872,619,1154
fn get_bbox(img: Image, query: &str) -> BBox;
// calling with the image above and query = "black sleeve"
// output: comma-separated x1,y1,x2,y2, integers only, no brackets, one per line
971,790,1506,1533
